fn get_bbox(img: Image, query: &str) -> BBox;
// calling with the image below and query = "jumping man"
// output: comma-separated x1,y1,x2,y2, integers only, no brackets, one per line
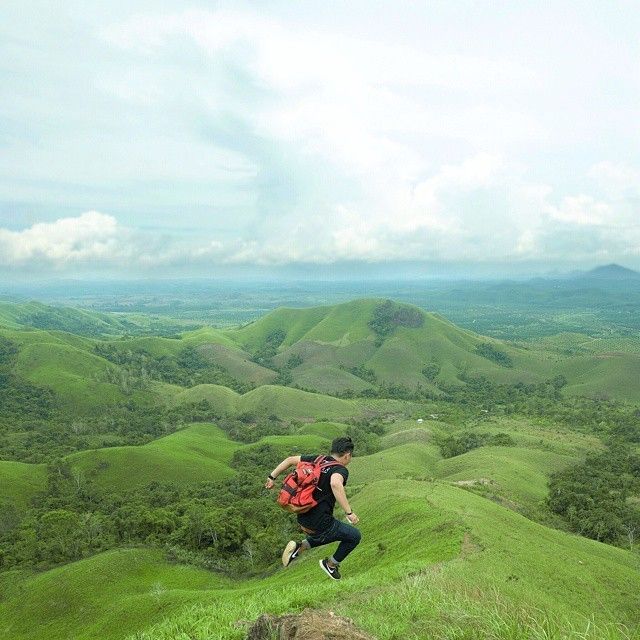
264,436,361,580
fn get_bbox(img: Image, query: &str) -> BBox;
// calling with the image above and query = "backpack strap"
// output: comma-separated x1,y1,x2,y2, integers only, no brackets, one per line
311,455,344,474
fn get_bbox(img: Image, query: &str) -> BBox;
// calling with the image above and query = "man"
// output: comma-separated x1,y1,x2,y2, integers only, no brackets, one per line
264,436,361,580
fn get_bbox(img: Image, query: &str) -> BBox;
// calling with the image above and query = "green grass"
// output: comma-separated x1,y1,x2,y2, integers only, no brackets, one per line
557,353,640,402
0,460,47,509
434,446,577,511
3,298,640,639
15,341,126,411
292,364,374,394
239,385,356,420
252,433,332,454
172,384,241,414
0,548,230,640
196,343,277,385
2,435,639,640
172,385,370,421
66,423,240,492
298,421,348,439
349,442,443,485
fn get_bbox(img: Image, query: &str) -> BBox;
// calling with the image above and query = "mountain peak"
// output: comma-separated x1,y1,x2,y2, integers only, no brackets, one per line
580,264,640,280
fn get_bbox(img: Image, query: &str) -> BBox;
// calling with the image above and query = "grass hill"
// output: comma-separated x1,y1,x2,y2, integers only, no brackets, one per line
15,341,126,411
221,299,555,394
0,548,230,640
0,460,46,510
65,423,240,492
195,342,277,385
4,298,640,409
0,301,193,337
557,352,640,402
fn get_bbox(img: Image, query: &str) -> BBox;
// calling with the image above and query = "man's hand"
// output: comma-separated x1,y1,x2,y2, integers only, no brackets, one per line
265,478,275,489
346,512,360,525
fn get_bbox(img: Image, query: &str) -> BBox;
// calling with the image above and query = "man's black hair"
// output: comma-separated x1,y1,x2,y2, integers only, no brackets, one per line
331,436,354,456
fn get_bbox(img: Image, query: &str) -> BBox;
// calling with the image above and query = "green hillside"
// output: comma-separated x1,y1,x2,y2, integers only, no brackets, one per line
65,423,239,492
0,301,191,337
236,385,356,420
15,342,126,411
172,384,241,414
298,421,348,439
0,460,47,509
219,300,559,397
558,352,640,401
0,548,229,640
196,343,277,385
435,445,576,509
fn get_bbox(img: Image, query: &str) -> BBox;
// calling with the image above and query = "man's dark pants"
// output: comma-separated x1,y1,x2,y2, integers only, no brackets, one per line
304,518,361,564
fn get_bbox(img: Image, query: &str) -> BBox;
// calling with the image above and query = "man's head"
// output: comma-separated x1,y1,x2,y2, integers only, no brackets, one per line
330,436,354,465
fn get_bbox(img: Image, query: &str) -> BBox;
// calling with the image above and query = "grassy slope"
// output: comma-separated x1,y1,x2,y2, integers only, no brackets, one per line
171,384,381,420
228,300,559,394
0,460,47,509
133,481,640,640
0,302,127,335
172,384,241,414
435,446,575,506
15,341,125,411
0,548,230,640
65,423,240,492
557,353,640,402
298,421,348,439
293,365,374,394
237,385,357,420
196,343,277,385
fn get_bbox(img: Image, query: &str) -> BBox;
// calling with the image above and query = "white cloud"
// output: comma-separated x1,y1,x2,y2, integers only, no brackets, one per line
545,195,614,226
0,212,123,267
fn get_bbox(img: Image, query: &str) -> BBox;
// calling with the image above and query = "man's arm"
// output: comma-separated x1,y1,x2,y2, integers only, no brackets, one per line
330,473,359,524
264,455,301,489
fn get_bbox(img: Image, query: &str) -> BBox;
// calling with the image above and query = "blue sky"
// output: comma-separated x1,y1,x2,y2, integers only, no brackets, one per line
1,0,639,279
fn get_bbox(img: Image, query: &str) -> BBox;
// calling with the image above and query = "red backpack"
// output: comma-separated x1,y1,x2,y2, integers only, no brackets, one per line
277,455,341,514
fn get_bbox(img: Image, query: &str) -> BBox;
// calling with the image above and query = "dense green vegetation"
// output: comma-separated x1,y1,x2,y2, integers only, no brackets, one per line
475,342,514,367
368,299,425,345
0,457,295,575
94,343,254,393
548,445,640,547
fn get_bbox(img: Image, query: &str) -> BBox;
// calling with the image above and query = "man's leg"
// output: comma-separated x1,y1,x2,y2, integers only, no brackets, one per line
305,519,361,579
327,520,361,566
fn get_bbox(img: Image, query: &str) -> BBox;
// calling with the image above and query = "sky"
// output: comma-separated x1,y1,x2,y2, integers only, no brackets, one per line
1,0,639,280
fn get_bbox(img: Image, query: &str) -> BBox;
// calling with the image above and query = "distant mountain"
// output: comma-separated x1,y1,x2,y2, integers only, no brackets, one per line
578,264,640,281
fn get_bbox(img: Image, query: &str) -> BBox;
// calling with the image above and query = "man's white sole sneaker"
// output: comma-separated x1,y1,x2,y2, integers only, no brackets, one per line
319,558,341,580
282,540,298,567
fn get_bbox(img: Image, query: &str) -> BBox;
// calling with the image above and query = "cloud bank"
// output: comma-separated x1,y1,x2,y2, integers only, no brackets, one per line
1,2,639,276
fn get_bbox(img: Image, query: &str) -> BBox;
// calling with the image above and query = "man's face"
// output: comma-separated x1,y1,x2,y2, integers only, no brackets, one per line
343,451,353,465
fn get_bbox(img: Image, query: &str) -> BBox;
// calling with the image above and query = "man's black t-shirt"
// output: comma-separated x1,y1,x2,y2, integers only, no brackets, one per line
296,454,348,533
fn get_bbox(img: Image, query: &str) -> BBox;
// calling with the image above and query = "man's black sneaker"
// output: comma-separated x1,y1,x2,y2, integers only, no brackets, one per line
282,541,301,567
319,558,341,580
